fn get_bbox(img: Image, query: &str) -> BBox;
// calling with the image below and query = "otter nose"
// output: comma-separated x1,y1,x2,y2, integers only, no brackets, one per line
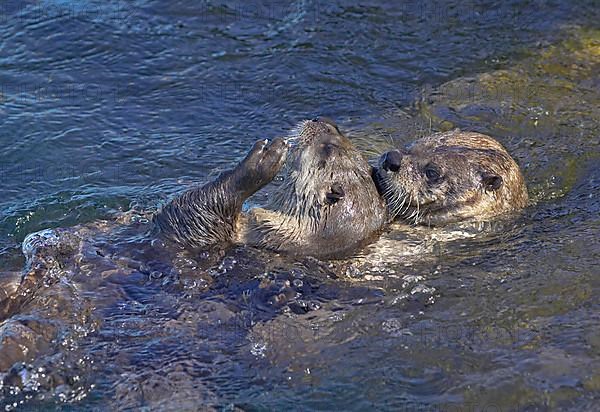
382,150,402,172
312,116,339,130
315,116,336,126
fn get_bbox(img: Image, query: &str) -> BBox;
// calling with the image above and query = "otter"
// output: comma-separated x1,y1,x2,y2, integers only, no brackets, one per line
155,126,527,257
373,130,528,226
0,117,387,324
0,123,530,398
154,118,388,258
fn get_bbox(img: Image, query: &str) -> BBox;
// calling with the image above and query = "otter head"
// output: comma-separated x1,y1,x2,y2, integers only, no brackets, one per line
264,118,386,257
374,130,528,226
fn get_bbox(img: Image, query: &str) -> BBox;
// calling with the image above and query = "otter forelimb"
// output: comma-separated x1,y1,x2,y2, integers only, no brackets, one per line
154,138,288,248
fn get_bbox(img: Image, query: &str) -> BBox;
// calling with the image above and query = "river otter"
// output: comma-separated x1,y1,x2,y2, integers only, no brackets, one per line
154,118,387,258
0,117,387,323
0,123,530,400
155,126,527,256
373,130,528,226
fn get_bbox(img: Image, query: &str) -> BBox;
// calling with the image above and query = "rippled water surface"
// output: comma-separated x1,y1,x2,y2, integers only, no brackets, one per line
1,0,599,410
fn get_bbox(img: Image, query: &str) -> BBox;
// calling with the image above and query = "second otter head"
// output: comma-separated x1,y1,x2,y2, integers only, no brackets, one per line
374,130,528,226
266,118,386,257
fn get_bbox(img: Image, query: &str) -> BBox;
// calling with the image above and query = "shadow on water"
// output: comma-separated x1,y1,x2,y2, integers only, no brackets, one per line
1,0,599,410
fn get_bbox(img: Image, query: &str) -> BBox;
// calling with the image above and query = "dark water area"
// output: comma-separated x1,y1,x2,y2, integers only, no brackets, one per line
1,0,599,410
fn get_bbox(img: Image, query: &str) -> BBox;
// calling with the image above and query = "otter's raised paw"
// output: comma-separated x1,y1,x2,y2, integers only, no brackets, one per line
235,138,288,194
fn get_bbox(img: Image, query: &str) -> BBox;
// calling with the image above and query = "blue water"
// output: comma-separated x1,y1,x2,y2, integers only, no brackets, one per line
1,0,599,410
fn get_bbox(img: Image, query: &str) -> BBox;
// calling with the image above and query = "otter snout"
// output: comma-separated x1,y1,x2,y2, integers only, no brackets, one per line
312,116,339,130
309,117,343,138
381,150,402,172
301,117,350,153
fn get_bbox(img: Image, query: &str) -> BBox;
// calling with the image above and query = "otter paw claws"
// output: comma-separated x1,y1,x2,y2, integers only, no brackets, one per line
237,138,288,193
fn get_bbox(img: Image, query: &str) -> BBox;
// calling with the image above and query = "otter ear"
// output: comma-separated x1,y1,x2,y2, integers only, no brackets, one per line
325,183,345,205
481,173,503,191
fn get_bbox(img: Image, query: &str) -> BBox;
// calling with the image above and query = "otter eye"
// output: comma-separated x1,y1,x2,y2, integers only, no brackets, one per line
320,141,340,151
424,164,442,183
325,183,345,205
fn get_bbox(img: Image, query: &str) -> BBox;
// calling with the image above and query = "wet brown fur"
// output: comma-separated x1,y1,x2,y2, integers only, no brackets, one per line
156,119,387,258
374,130,528,226
245,120,387,257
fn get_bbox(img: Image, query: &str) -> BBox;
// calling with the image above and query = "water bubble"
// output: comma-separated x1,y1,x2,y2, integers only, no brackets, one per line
308,302,321,311
410,284,436,295
390,293,410,305
198,251,211,260
363,274,384,281
174,257,198,273
401,274,424,289
22,229,61,258
150,238,165,248
217,257,237,273
130,215,149,224
382,318,413,338
250,342,267,358
291,268,305,278
149,271,163,279
345,265,362,278
329,313,344,322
